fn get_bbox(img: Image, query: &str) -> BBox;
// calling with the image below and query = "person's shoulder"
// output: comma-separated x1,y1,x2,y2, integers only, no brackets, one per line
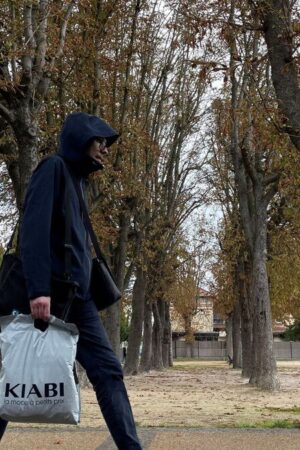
28,155,67,194
33,154,65,174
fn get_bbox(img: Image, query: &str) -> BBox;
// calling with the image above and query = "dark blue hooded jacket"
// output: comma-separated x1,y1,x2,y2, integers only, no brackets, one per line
20,112,119,301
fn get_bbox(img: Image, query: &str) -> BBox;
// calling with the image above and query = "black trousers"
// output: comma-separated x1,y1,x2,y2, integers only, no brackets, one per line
0,299,142,450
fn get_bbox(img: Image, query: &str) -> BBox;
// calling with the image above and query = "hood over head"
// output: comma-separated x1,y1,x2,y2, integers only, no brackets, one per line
58,112,119,176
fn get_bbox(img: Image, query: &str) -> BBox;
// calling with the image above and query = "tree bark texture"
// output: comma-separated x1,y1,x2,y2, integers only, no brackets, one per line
261,0,300,151
139,300,152,372
238,257,253,378
228,3,280,389
233,175,279,389
249,206,279,389
158,299,172,367
103,211,130,357
232,298,242,369
226,315,233,360
158,299,167,366
102,302,120,358
124,267,146,375
162,301,172,367
151,301,164,370
13,107,39,207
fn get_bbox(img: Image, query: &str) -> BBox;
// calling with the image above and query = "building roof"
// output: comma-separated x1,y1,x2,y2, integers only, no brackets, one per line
198,288,214,298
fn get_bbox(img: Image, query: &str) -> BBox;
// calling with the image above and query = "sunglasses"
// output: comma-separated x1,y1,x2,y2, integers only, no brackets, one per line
95,138,107,148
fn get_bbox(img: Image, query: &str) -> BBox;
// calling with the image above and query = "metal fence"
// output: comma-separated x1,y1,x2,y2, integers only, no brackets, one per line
172,340,300,360
173,340,227,359
274,341,300,360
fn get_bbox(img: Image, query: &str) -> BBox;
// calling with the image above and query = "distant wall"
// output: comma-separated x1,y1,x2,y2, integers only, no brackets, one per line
172,340,300,360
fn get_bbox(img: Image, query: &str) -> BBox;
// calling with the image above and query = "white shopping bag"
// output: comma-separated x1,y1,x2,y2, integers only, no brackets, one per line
0,314,80,424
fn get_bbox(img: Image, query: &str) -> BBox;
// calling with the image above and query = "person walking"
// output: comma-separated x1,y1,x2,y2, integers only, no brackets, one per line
0,112,142,450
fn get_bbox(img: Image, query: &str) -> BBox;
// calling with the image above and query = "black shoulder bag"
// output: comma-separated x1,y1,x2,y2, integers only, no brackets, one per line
0,225,30,316
0,181,78,320
64,165,121,311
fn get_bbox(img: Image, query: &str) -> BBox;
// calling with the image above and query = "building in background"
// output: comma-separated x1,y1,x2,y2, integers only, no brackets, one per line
171,287,219,342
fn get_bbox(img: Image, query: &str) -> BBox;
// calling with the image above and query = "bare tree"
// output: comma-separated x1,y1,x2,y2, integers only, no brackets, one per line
0,1,75,209
226,1,280,389
250,0,300,151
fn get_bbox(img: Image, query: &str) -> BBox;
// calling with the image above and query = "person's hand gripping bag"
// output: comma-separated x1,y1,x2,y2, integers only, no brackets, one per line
0,314,80,424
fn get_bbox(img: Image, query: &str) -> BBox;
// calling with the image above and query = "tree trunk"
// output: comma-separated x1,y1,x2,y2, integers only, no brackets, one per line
103,211,130,357
158,299,167,366
226,315,233,360
14,107,39,209
6,160,20,213
261,0,300,152
169,328,173,367
249,209,279,390
151,301,163,370
102,303,120,358
232,299,242,368
228,12,279,388
163,301,172,367
139,300,152,372
77,362,91,388
240,295,253,378
238,258,253,378
185,341,194,358
124,267,146,375
159,299,171,368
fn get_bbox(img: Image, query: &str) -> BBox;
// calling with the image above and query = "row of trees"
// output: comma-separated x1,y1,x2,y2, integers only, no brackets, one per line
209,0,300,390
0,1,210,375
1,0,300,391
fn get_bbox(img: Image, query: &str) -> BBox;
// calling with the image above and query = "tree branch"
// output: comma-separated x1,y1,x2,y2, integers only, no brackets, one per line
263,172,280,186
33,0,49,84
0,61,12,83
51,0,76,65
240,144,257,185
264,180,279,207
260,0,300,152
24,4,36,49
0,103,14,123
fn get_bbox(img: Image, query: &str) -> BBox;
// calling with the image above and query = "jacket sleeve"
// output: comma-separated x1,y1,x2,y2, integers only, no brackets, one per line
20,157,61,300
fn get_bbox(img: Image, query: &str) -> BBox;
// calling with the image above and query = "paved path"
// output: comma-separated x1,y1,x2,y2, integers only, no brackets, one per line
2,427,300,449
